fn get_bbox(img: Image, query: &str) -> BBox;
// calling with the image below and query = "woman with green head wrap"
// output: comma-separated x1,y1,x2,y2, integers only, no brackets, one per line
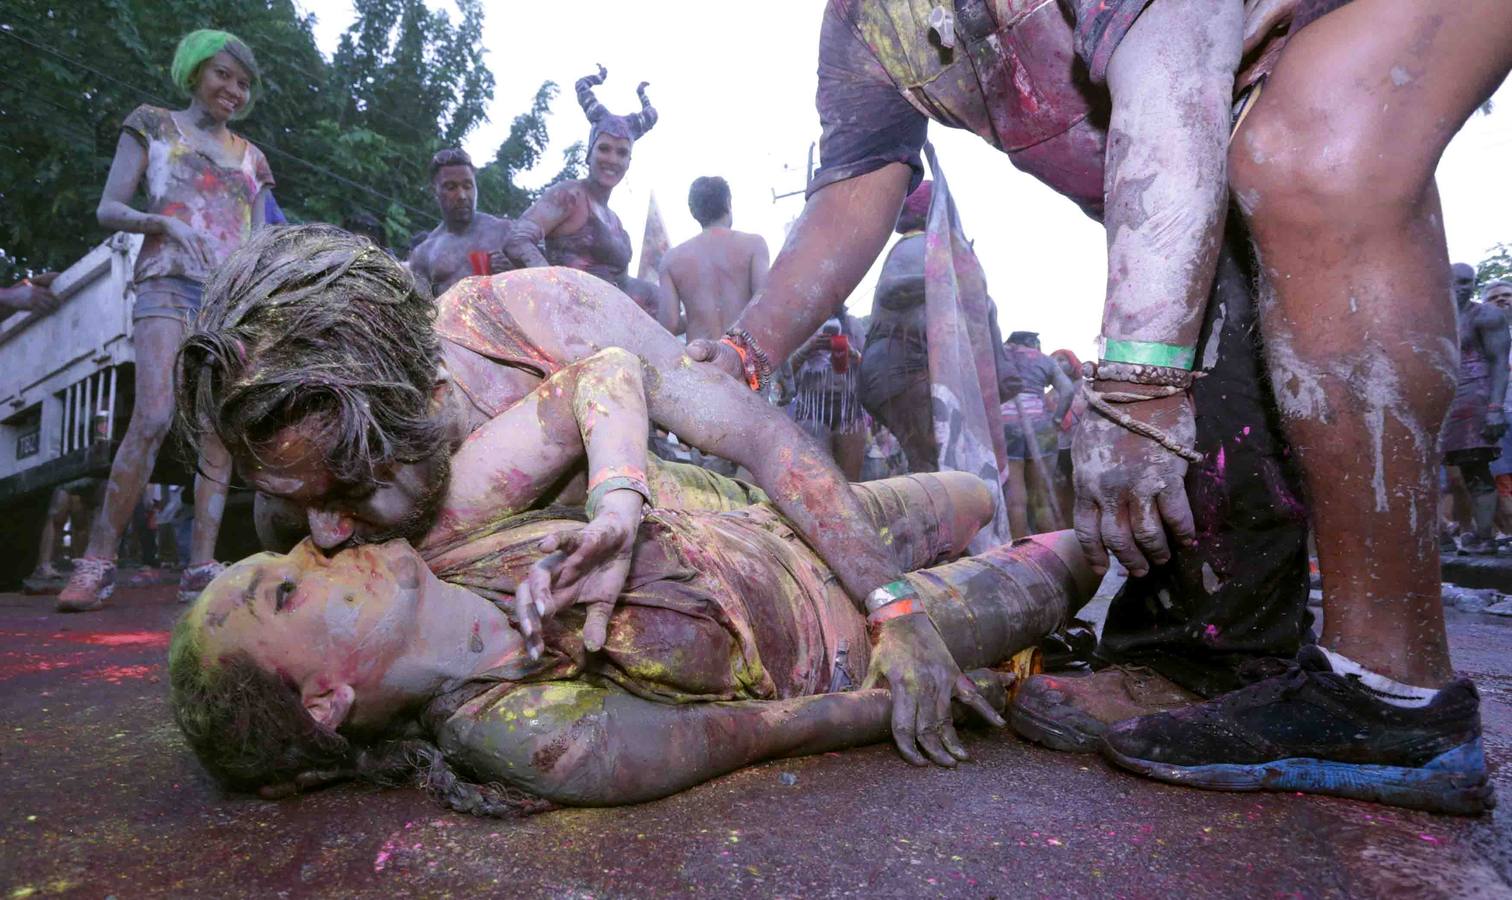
57,29,275,613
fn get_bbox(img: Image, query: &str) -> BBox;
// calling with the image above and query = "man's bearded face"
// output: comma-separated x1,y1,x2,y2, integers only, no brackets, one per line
434,165,477,227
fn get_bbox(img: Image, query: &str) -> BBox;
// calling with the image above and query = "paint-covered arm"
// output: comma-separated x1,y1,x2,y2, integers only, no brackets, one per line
97,133,216,271
1048,360,1075,421
1071,1,1241,582
505,182,575,269
690,164,911,377
433,348,650,654
747,234,771,299
505,269,998,769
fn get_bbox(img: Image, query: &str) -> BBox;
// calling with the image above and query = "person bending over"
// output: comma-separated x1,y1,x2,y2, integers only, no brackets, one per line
655,176,770,339
177,223,1000,768
406,148,515,296
169,333,1092,811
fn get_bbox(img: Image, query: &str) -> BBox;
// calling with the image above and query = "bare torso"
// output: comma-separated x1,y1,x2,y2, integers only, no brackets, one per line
409,212,515,297
661,228,768,342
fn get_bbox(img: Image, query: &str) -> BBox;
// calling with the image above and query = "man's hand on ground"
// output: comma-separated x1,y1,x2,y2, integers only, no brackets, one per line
863,612,1006,767
1072,387,1198,578
516,491,642,657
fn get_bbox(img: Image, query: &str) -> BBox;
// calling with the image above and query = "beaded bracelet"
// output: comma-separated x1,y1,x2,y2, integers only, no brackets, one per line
1083,360,1201,389
723,328,775,392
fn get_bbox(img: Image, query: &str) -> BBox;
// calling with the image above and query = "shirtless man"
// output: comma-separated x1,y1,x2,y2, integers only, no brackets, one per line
406,149,514,296
178,224,1003,772
656,177,770,339
1442,263,1510,554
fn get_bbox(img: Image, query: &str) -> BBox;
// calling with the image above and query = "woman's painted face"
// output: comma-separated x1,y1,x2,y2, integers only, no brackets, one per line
588,134,633,189
239,423,450,551
194,50,252,122
191,539,424,725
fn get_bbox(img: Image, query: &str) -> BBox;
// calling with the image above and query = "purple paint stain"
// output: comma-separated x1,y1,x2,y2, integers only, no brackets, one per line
1203,623,1221,640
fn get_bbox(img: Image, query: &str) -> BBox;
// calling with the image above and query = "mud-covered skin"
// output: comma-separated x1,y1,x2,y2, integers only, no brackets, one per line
656,224,770,340
408,162,515,296
82,49,267,570
1229,0,1512,686
504,135,658,317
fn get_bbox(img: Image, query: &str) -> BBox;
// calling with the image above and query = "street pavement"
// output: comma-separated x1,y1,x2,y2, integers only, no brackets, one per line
2,581,1510,898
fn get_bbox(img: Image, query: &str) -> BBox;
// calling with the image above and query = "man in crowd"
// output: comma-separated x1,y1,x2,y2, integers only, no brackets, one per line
656,176,769,339
688,0,1507,813
407,148,515,295
1442,263,1510,554
1000,331,1074,536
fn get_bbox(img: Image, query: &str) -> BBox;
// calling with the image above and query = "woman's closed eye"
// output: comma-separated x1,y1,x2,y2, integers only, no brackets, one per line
274,580,296,612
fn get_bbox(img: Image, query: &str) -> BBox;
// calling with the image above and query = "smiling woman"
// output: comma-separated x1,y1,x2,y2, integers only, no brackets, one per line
504,65,662,317
56,29,276,614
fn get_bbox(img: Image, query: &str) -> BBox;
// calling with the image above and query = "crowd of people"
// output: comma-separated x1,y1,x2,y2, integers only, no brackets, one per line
6,2,1512,825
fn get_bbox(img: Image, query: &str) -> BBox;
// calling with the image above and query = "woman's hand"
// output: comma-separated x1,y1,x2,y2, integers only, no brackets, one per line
864,612,1006,767
514,489,642,658
1072,385,1198,579
162,217,215,271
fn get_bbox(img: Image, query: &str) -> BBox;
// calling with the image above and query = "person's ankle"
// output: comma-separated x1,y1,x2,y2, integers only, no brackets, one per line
1316,645,1454,702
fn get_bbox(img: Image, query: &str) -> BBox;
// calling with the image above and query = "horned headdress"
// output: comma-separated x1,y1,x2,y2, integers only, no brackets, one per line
576,64,658,147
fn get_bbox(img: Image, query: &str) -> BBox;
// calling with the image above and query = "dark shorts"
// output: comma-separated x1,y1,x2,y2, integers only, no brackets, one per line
1003,417,1058,462
132,276,204,326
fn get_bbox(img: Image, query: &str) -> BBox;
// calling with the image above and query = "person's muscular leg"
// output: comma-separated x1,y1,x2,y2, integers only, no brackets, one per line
1004,459,1030,539
188,433,231,565
833,427,867,482
1231,0,1512,686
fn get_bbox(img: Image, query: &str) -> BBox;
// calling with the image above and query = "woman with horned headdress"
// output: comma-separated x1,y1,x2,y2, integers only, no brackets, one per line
505,66,661,317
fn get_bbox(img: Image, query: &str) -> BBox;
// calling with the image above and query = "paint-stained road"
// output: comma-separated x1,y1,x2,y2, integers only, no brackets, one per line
3,584,1511,898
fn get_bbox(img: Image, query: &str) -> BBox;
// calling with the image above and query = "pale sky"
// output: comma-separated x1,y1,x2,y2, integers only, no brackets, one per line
307,0,1510,361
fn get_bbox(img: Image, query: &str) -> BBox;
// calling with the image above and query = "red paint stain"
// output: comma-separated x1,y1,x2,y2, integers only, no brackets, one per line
89,664,156,684
51,630,170,648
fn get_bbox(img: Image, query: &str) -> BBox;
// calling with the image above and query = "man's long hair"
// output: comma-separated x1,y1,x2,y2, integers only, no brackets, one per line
176,224,442,489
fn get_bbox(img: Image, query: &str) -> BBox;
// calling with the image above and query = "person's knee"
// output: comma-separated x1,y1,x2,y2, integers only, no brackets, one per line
1463,463,1496,496
125,397,175,444
1230,109,1422,230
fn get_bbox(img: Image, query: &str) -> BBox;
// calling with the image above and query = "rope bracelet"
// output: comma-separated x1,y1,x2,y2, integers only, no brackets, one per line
584,474,653,520
1081,382,1204,464
722,328,775,392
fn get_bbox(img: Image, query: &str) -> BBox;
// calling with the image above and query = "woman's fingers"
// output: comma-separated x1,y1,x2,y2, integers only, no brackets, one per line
581,600,615,653
889,690,929,767
953,673,1006,728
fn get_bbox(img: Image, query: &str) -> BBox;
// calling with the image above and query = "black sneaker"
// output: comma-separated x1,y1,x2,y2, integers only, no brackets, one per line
1099,646,1493,815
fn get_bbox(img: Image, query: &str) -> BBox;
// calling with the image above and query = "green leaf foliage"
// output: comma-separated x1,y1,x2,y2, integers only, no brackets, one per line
1477,243,1512,288
0,0,579,281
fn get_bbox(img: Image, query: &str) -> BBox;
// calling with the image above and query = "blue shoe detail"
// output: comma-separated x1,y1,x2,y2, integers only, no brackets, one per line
1103,737,1495,816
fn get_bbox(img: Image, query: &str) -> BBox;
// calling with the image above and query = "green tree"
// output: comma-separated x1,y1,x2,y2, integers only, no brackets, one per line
1477,243,1512,288
476,81,584,218
0,0,575,281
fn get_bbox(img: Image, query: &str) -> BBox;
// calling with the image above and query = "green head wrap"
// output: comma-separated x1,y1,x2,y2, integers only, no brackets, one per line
170,29,260,120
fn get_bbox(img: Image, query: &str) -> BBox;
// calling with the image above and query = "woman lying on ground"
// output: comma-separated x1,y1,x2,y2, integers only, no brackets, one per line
169,339,1096,813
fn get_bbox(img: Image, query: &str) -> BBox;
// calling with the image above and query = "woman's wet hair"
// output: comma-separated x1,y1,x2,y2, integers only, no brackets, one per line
688,176,731,227
171,30,260,119
168,612,549,817
176,224,443,489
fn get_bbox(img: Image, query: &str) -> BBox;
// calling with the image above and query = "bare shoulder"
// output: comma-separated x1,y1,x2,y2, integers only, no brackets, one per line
1478,302,1510,330
737,230,769,253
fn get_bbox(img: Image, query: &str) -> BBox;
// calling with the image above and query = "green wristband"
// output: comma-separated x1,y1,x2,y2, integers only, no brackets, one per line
1102,338,1196,370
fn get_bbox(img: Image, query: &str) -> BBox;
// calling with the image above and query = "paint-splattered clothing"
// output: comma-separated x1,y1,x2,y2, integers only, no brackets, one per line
120,105,273,284
420,477,978,707
1442,308,1500,462
432,273,769,513
812,0,1139,215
